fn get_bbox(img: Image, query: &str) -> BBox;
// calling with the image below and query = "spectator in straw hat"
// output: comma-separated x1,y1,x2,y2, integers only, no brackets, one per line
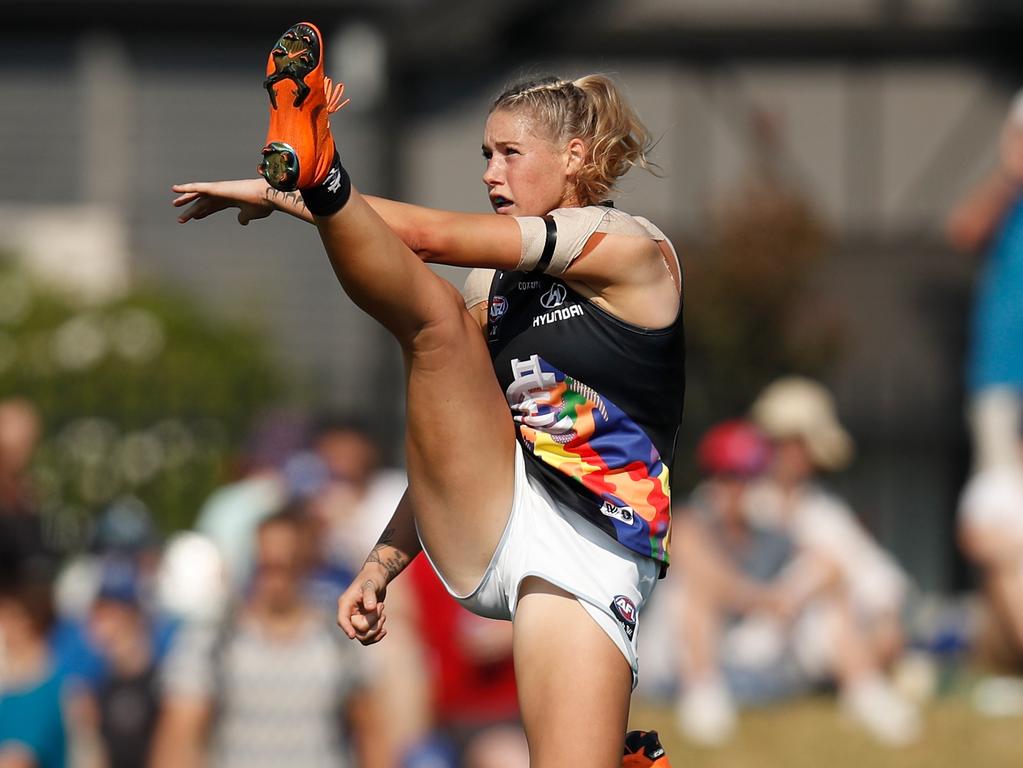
745,377,920,747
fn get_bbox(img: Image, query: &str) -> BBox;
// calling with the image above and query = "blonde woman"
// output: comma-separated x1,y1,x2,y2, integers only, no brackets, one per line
172,21,682,768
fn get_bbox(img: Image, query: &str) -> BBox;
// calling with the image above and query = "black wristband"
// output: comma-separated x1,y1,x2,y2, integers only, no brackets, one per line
300,150,352,216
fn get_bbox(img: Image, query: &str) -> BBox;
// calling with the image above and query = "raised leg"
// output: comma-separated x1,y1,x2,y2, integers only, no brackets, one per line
257,21,520,593
314,191,518,594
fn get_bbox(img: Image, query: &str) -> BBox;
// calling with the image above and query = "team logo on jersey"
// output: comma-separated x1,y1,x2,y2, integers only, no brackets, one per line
539,283,567,309
600,500,635,524
489,295,508,321
610,595,637,640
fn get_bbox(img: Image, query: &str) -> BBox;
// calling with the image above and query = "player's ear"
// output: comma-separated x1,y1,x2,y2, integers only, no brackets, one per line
565,137,586,177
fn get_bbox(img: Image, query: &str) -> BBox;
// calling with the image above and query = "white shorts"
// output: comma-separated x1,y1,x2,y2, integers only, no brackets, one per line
421,442,659,687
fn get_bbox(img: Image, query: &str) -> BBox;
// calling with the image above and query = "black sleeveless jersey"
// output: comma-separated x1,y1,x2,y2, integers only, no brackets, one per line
486,242,685,569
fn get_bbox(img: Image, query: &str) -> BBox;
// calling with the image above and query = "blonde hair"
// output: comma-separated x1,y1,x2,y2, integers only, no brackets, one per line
491,75,657,206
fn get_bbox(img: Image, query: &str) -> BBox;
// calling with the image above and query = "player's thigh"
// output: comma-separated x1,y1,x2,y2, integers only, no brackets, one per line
403,285,518,593
512,577,632,768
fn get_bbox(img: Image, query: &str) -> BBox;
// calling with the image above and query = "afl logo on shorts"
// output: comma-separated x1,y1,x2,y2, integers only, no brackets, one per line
489,295,508,321
610,595,637,640
540,283,567,309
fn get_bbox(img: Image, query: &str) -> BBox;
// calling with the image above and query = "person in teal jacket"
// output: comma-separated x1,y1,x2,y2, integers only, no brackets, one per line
948,89,1023,472
0,571,68,768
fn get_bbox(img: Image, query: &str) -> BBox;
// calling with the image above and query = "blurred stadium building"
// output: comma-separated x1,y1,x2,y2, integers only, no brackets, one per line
3,0,1023,591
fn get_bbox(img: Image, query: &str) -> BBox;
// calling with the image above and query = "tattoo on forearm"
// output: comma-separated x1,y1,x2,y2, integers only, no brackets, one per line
265,187,308,213
365,528,408,581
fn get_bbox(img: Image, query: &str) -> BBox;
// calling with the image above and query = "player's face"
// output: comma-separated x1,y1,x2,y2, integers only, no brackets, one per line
482,108,580,216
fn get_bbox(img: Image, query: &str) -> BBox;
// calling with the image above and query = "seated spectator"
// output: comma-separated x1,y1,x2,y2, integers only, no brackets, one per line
668,420,800,745
958,422,1023,669
747,376,919,746
150,507,379,768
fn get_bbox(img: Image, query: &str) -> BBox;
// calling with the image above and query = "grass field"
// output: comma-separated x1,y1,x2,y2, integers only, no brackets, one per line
629,693,1019,768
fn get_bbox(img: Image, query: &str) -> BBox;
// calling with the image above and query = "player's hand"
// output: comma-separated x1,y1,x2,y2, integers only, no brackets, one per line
337,564,389,645
172,179,274,225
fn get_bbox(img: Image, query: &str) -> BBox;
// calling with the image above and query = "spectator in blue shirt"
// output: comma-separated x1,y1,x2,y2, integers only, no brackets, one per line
0,566,68,768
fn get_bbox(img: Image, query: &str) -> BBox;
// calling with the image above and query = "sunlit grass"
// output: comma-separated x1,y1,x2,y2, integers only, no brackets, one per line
630,692,1020,768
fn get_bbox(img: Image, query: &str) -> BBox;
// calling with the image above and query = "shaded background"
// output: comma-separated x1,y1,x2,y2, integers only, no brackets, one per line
4,0,1023,596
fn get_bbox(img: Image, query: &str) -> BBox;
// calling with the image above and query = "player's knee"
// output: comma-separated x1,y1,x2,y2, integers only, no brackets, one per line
410,281,476,356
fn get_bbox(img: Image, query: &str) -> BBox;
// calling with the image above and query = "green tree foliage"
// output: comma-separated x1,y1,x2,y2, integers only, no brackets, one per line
0,260,286,549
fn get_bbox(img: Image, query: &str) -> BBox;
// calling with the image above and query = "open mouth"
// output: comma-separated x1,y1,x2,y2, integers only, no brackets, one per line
490,195,514,214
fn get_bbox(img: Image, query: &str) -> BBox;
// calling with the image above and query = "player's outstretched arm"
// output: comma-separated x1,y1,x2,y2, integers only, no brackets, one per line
171,178,522,269
337,490,422,645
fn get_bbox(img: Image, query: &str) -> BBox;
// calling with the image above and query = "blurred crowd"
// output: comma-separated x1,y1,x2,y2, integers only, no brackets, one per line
639,380,921,747
2,363,1022,766
2,87,1023,768
1,406,525,768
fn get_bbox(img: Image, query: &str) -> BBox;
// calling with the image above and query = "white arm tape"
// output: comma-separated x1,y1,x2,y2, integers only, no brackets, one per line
461,268,495,309
515,206,672,275
515,207,610,275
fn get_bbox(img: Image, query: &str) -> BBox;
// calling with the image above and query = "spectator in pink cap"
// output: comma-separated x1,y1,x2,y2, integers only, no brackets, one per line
654,420,795,746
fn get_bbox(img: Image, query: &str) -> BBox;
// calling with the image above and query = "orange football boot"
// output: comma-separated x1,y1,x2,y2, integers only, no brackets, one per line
259,22,348,192
622,730,671,768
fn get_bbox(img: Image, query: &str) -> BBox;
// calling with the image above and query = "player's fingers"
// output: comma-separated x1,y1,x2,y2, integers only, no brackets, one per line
171,182,211,194
337,599,357,639
359,627,387,646
171,192,201,207
190,202,214,221
361,579,379,611
177,202,204,224
350,605,382,634
337,589,366,639
355,611,386,643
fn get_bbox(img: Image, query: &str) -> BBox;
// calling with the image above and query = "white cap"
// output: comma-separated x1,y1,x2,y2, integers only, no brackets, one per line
750,376,854,471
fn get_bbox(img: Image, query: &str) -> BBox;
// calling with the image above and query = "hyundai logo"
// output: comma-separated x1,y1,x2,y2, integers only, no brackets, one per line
540,283,567,309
